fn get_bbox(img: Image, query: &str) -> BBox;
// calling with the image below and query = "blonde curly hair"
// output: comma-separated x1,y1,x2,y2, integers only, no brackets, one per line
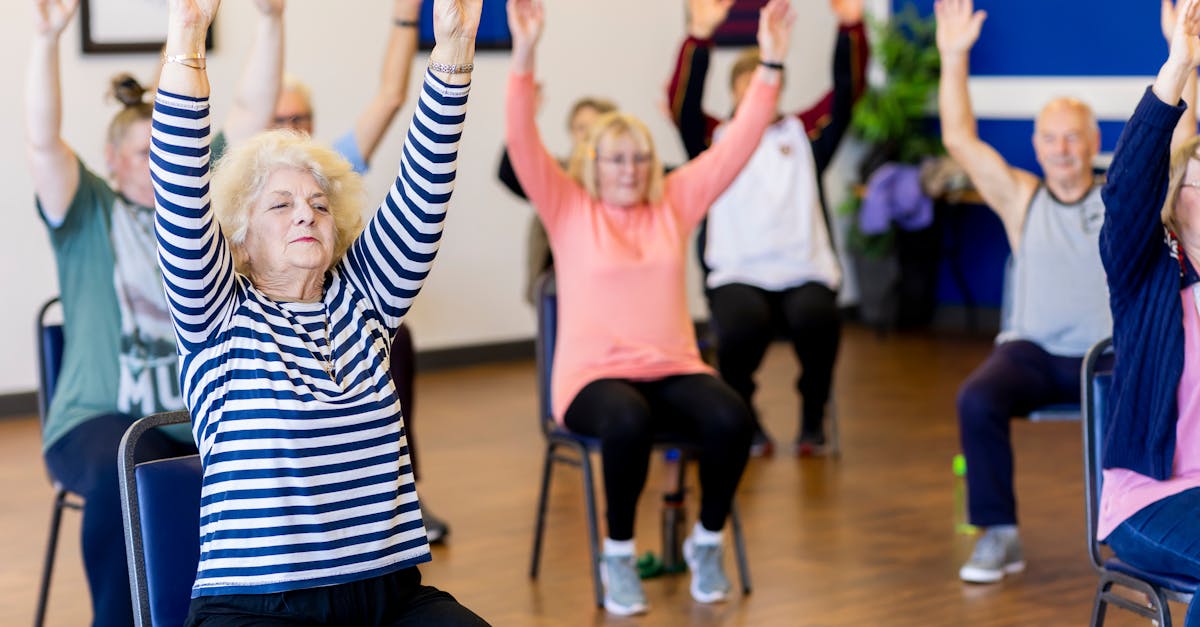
210,129,365,275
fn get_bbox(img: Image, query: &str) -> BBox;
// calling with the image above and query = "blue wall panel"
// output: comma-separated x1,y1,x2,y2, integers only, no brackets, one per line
895,0,1160,76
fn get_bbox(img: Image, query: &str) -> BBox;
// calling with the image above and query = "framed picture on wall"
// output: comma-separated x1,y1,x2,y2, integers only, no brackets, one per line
418,1,511,50
712,0,766,47
81,0,215,54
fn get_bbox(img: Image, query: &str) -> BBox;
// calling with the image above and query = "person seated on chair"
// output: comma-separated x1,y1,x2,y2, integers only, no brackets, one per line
935,0,1113,584
150,0,489,624
257,0,452,546
504,0,793,615
497,92,617,305
667,0,868,458
1096,1,1200,622
24,0,283,623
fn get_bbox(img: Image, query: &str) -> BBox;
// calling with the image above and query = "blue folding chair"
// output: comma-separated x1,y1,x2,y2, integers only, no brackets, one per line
118,410,202,627
33,296,84,627
1082,338,1198,626
527,272,751,608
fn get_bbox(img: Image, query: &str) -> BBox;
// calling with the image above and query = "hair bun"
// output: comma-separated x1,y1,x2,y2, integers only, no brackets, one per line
110,73,147,108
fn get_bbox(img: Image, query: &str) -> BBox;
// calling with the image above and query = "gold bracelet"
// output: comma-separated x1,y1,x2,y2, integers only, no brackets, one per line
428,60,474,75
164,52,206,70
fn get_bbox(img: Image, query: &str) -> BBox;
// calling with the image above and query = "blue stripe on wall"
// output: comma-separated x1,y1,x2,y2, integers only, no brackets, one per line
894,0,1160,76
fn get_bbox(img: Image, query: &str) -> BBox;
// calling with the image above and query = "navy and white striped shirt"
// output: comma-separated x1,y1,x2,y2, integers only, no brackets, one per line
150,71,469,597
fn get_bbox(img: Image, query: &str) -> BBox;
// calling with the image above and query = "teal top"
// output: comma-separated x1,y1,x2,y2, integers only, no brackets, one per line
38,157,188,449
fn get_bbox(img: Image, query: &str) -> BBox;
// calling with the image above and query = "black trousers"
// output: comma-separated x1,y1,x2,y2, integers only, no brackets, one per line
707,281,841,435
185,567,489,626
563,374,753,540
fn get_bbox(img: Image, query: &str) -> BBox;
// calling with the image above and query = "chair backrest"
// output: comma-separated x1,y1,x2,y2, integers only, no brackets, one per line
119,410,201,627
36,297,64,425
534,271,557,436
1081,337,1115,572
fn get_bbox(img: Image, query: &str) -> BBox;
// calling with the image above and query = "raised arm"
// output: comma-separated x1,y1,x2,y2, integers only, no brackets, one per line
1102,0,1200,298
220,0,284,144
351,0,423,166
504,0,578,228
800,0,868,174
935,0,1038,245
152,0,239,352
340,0,479,329
26,0,81,224
666,0,733,159
665,0,790,225
1165,0,1200,150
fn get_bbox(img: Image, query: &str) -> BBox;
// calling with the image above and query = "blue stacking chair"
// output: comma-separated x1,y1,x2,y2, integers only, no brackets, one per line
118,410,202,627
527,272,751,608
33,296,84,627
1082,338,1198,626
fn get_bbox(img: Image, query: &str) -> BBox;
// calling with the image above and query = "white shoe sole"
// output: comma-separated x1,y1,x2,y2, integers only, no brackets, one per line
599,561,648,616
959,560,1026,584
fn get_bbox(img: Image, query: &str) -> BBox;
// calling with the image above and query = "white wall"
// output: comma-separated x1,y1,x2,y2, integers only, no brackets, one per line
2,1,853,395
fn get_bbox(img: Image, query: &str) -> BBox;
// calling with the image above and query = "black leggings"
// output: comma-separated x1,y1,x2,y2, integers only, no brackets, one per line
562,374,753,540
707,281,841,435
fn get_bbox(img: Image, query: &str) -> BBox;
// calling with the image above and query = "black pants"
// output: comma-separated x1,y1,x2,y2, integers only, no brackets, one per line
956,340,1081,526
707,282,841,436
563,374,753,540
185,567,489,626
43,412,196,627
388,323,419,480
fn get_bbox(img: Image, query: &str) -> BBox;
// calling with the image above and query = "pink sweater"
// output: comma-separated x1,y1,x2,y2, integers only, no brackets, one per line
1098,287,1200,539
505,70,780,422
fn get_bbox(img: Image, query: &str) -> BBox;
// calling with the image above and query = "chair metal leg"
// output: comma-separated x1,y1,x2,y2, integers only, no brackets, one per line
580,449,604,609
529,442,557,579
827,399,842,459
730,501,752,595
1089,579,1110,627
34,488,68,627
1154,588,1173,627
660,452,688,571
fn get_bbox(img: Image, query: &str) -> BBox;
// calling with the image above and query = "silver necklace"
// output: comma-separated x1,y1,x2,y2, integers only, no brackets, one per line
316,306,337,384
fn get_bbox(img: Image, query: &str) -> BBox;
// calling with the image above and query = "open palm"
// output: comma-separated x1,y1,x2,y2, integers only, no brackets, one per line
757,0,796,63
507,0,544,48
433,0,483,42
1170,0,1200,69
688,0,735,38
33,0,79,37
934,0,985,55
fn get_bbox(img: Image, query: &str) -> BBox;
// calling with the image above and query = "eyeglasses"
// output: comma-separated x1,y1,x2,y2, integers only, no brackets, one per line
274,113,313,127
595,152,653,167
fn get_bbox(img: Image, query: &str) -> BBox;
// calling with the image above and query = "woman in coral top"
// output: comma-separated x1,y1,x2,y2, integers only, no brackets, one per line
505,0,793,615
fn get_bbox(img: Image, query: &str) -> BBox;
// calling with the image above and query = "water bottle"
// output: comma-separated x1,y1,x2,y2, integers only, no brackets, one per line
953,453,978,535
660,492,686,570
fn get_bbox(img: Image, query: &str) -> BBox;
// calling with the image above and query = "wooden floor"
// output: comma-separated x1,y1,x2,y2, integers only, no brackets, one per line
0,325,1180,626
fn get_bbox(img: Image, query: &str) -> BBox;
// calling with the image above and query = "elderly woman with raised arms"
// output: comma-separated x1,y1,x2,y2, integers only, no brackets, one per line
151,0,488,624
505,0,793,615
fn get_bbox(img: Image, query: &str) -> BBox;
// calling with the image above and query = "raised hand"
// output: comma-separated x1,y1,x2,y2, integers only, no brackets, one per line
507,0,544,51
757,0,796,65
829,0,863,26
33,0,79,38
432,0,482,44
934,0,986,57
168,0,220,32
1164,0,1179,42
252,0,285,17
1169,0,1200,69
687,0,735,39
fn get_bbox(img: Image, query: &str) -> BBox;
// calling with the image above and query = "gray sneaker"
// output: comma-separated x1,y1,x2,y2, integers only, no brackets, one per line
600,553,648,615
959,526,1025,583
683,536,732,603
